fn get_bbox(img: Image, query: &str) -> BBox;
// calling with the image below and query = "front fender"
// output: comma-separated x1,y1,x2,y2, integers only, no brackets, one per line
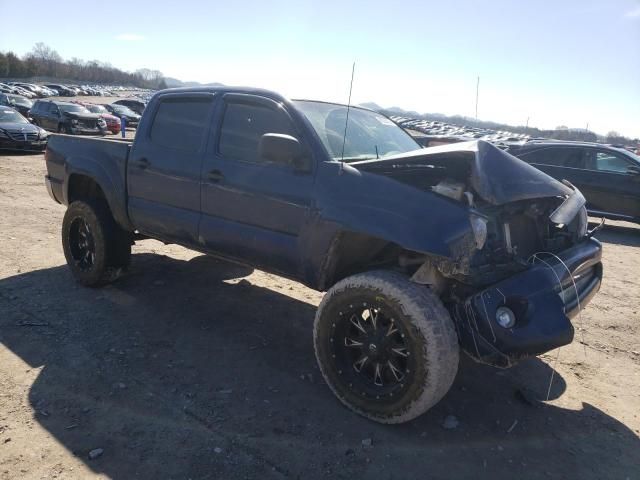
316,161,475,260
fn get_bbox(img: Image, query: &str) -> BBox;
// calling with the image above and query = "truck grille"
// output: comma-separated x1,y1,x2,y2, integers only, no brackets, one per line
79,120,97,129
8,131,38,142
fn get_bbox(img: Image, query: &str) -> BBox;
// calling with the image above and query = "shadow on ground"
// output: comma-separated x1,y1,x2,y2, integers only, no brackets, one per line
0,253,638,479
590,220,640,248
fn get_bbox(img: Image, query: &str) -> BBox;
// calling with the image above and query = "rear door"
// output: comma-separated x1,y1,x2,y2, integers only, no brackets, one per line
127,93,215,244
199,93,316,276
579,148,640,219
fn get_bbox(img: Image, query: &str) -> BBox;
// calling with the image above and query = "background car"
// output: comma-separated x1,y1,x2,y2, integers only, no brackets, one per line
44,84,76,97
73,102,121,134
507,141,640,223
113,98,146,115
0,106,48,151
30,100,107,135
103,103,141,127
0,93,33,118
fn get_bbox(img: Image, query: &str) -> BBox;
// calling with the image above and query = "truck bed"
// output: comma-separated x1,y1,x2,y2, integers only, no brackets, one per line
45,134,133,229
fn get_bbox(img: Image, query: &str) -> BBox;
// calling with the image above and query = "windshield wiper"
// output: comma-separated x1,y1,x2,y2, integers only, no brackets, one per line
339,156,377,163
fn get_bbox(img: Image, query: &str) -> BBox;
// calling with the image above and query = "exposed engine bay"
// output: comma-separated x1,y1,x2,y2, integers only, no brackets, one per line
353,140,589,288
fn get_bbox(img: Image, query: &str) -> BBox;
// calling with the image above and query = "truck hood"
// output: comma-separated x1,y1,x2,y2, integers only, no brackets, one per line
0,122,39,133
351,140,572,206
63,111,102,121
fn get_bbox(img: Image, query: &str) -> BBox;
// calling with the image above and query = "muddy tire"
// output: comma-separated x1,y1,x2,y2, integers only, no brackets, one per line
61,200,131,287
314,270,459,424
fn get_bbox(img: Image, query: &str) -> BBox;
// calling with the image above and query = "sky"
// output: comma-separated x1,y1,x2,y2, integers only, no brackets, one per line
1,0,639,137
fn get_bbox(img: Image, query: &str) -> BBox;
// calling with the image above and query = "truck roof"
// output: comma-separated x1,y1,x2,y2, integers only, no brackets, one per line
151,87,377,113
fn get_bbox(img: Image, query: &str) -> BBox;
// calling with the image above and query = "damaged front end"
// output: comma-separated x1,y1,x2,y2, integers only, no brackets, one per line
354,140,603,367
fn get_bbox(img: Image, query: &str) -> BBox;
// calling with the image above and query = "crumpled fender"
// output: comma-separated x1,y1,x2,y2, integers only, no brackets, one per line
315,161,475,261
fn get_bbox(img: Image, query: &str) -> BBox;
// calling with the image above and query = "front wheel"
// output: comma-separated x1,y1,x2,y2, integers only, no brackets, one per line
314,270,459,424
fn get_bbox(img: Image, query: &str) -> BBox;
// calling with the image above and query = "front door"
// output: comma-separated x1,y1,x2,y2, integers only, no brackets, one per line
127,93,215,244
580,148,640,219
44,103,61,131
199,93,316,277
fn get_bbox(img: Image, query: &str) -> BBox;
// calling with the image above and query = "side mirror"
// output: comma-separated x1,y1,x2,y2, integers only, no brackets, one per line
259,133,311,172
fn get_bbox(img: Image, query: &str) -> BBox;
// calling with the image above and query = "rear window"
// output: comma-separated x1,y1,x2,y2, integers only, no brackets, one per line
149,97,213,152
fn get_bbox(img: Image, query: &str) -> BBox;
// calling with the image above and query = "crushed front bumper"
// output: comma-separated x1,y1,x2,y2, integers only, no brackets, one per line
452,237,602,367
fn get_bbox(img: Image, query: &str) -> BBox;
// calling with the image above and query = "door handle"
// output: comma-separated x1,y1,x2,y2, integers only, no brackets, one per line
135,158,150,170
208,169,224,183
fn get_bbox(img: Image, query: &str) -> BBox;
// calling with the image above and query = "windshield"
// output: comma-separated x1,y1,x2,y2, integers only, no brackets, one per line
0,108,29,123
59,104,90,113
8,95,33,107
111,105,136,115
86,105,107,114
618,148,640,163
293,100,420,161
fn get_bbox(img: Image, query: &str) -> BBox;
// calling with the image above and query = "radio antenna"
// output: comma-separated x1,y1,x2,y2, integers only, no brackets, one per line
340,62,356,163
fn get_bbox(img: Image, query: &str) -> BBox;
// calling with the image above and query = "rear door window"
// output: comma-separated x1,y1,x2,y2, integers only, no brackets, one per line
149,97,213,152
218,102,294,163
519,147,585,168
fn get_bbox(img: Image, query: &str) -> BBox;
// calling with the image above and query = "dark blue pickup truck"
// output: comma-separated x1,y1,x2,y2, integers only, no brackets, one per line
44,87,603,423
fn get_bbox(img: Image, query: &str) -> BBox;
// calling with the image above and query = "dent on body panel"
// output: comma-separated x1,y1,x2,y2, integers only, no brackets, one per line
315,162,476,272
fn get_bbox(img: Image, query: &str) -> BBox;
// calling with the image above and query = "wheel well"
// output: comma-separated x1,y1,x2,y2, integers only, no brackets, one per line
320,231,426,289
67,174,107,205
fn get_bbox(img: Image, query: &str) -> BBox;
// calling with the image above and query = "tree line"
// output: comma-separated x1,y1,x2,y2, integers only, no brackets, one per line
0,43,167,89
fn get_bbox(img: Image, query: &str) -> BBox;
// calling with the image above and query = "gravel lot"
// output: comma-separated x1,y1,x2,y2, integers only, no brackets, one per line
0,147,639,479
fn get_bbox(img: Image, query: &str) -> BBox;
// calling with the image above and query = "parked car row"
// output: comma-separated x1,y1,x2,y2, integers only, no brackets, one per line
390,115,532,146
0,94,146,150
0,81,155,99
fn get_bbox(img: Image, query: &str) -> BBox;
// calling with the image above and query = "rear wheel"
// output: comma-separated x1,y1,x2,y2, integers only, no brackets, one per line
314,270,459,423
62,200,131,287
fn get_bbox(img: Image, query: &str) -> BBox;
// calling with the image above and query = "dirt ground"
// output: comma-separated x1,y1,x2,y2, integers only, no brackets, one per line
0,148,639,480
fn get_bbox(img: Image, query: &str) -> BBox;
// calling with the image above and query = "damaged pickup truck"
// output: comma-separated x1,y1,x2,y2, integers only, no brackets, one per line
43,87,603,424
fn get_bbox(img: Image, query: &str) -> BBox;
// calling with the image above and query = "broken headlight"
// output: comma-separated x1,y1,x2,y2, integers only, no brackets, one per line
469,214,488,250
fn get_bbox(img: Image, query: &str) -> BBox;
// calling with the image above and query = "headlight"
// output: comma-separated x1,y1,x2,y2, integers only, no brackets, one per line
469,214,488,250
71,119,78,125
38,128,49,139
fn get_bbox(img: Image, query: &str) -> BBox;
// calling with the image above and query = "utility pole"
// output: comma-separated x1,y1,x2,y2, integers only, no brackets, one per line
475,76,479,122
526,117,529,129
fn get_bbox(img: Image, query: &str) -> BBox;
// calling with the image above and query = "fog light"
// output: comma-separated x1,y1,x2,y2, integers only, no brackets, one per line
495,306,516,328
